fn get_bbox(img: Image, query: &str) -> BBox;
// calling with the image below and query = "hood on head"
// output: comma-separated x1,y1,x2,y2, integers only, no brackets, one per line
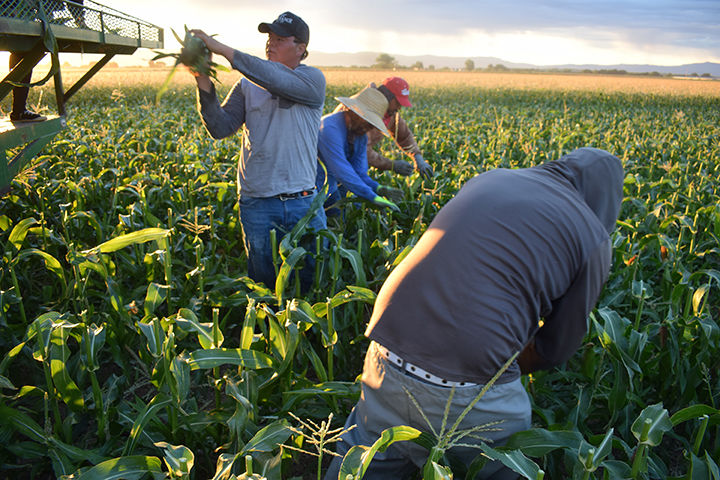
545,147,624,234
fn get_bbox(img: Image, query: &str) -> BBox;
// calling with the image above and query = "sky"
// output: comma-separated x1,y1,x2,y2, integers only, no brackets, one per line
5,0,720,68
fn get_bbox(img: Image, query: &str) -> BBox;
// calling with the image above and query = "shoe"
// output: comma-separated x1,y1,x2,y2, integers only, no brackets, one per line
10,110,47,123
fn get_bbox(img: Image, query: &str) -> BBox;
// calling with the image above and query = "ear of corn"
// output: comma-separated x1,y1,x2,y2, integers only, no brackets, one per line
152,25,229,102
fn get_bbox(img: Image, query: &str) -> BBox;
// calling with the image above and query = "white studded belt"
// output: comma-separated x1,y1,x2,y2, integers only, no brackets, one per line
375,344,478,388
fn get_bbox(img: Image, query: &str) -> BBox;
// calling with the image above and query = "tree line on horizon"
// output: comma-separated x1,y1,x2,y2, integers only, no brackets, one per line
371,53,716,78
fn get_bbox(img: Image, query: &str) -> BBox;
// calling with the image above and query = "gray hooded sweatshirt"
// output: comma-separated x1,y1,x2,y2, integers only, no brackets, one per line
366,147,624,384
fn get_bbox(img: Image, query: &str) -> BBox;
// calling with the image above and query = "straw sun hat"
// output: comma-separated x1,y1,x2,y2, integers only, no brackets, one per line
335,87,390,136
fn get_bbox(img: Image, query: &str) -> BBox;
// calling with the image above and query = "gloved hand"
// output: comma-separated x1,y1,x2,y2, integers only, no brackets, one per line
414,154,434,179
391,159,414,176
372,195,400,212
376,185,403,203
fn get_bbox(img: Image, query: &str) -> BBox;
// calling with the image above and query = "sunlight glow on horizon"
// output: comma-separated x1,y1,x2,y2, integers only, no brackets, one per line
1,1,717,68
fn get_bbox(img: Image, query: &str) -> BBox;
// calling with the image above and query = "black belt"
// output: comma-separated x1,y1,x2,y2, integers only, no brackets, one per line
274,189,315,201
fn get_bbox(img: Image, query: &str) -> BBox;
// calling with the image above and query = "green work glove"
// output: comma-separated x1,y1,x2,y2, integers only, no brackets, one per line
372,195,400,212
414,154,435,179
391,159,414,176
376,185,403,203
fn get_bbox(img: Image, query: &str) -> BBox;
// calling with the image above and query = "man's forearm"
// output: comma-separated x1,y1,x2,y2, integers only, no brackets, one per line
196,74,213,93
367,148,393,171
389,116,422,157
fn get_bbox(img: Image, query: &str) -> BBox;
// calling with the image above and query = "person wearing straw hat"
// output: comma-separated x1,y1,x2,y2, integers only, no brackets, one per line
325,148,624,479
317,86,404,214
331,78,434,180
188,12,326,289
366,77,434,179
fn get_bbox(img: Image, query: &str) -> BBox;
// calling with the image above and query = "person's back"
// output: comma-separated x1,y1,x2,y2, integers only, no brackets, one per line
366,147,623,384
327,148,623,480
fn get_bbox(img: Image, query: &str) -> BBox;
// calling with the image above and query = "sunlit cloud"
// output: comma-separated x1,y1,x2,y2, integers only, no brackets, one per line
3,1,717,68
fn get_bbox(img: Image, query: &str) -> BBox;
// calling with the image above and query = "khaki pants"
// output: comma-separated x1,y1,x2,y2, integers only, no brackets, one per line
325,342,531,480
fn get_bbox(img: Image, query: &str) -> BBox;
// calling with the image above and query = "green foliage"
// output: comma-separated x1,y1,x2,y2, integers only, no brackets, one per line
0,79,718,479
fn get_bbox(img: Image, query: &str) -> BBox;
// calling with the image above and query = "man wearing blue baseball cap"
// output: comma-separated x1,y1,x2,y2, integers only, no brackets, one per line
187,12,326,289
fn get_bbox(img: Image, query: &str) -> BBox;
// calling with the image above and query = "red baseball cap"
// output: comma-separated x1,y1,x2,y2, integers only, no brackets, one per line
382,76,412,107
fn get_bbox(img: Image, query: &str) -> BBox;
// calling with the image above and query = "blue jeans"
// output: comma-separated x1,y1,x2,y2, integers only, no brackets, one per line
238,192,326,289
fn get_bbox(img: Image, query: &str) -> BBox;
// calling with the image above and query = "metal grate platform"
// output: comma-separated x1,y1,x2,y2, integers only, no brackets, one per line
0,1,163,192
0,0,163,53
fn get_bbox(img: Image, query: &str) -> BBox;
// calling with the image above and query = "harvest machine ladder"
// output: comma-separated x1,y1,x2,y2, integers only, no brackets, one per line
0,0,164,192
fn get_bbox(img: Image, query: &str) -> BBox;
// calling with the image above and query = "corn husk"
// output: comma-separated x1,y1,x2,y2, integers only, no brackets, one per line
152,25,229,102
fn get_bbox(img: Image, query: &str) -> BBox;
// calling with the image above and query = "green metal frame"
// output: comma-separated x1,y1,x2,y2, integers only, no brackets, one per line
0,0,163,192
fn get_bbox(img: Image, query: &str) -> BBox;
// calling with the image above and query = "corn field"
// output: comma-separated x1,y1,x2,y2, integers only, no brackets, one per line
0,71,719,479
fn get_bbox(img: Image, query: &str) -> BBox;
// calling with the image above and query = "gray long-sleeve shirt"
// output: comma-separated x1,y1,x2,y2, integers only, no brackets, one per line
197,50,326,198
366,148,624,384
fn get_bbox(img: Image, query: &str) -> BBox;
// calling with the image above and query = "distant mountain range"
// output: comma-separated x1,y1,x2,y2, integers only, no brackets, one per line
307,52,720,77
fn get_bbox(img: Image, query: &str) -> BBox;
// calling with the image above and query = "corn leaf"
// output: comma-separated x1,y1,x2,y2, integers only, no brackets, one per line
288,298,323,325
312,286,377,318
0,375,15,390
50,329,85,410
48,446,73,477
704,453,719,479
670,404,719,426
0,341,26,375
601,460,633,479
239,419,291,454
67,210,104,244
337,245,367,286
170,356,191,403
0,404,46,443
692,285,709,315
175,307,220,349
80,324,106,372
274,245,307,301
278,186,326,259
590,428,614,470
7,218,38,252
428,461,453,480
339,425,424,479
186,348,276,370
154,442,194,477
69,455,163,480
281,381,359,411
14,249,67,295
391,244,414,267
47,436,106,466
504,429,584,456
240,299,257,350
631,403,672,446
479,443,545,479
210,453,241,480
143,283,169,320
138,318,164,357
300,342,328,383
84,228,171,255
123,394,172,456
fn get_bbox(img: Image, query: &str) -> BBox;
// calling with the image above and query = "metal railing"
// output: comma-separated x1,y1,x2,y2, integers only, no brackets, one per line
0,0,162,44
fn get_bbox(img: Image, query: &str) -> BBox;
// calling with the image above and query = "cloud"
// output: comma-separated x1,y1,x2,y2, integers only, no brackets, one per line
307,0,720,56
117,0,720,66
